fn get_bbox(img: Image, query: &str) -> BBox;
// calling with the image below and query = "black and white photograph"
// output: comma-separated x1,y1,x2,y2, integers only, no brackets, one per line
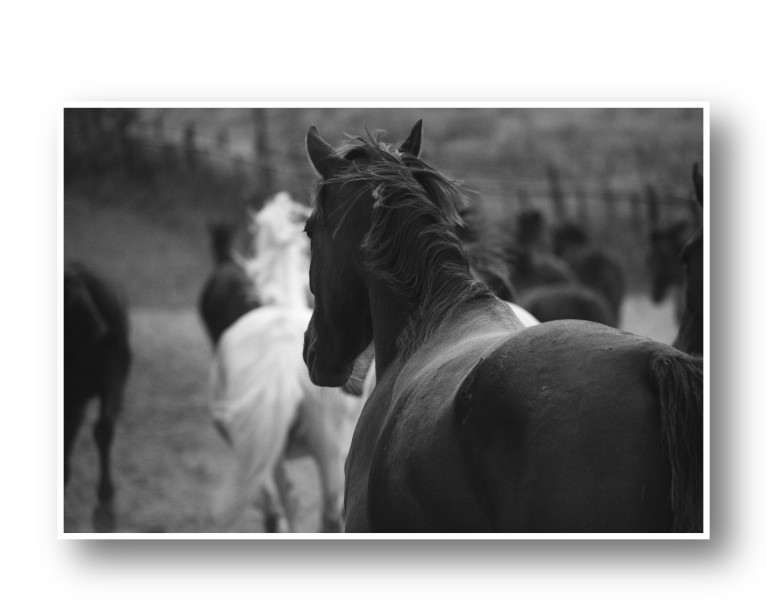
62,106,706,536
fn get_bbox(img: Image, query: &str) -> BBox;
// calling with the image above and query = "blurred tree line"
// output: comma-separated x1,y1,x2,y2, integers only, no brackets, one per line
64,109,141,180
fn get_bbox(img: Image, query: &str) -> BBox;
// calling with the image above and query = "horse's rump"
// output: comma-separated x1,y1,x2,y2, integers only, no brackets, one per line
456,321,701,532
365,319,701,532
210,306,310,434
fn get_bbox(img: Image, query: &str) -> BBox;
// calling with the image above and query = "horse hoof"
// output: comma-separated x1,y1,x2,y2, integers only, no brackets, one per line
93,504,115,533
322,516,343,533
264,513,280,533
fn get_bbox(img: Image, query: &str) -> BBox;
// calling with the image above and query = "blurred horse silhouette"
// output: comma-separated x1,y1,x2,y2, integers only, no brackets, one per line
518,282,616,327
550,220,626,323
64,262,131,532
508,211,576,295
209,192,361,532
198,222,259,346
303,121,703,532
671,164,704,355
506,211,615,327
647,219,691,323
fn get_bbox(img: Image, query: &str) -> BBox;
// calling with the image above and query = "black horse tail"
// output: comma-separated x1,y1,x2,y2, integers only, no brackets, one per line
650,351,704,532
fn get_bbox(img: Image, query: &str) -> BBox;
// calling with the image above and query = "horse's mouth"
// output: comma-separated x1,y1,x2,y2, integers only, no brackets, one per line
305,346,355,388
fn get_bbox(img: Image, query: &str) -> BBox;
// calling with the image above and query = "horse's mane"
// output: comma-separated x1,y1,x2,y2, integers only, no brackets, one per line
313,131,494,355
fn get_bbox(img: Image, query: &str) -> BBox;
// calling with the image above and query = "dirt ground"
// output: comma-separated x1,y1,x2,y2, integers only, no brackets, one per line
63,295,677,535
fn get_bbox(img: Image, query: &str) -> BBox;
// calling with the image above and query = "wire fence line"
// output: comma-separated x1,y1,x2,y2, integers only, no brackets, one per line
130,128,698,234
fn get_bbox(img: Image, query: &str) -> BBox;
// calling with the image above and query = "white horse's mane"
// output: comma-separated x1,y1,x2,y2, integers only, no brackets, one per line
246,191,311,308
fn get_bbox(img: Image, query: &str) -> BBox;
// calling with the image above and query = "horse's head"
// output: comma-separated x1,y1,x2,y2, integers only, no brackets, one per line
551,220,589,258
254,192,310,252
515,209,547,250
207,222,236,265
647,220,690,303
682,163,704,322
302,121,423,386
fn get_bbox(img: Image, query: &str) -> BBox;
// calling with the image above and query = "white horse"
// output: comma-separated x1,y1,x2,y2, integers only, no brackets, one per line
209,192,362,532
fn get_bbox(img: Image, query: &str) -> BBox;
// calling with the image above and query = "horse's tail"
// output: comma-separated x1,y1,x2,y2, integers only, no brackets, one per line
649,351,704,532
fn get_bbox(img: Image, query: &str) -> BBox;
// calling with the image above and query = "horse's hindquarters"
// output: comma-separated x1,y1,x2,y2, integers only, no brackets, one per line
458,322,677,532
364,321,685,532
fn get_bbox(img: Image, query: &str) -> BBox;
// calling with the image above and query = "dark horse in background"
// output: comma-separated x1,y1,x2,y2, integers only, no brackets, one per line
506,210,618,328
672,163,704,356
550,219,626,323
64,262,131,532
198,222,260,347
647,218,691,323
303,121,703,533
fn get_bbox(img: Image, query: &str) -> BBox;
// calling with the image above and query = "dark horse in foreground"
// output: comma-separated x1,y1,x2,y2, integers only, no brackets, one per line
302,121,703,533
64,262,131,532
198,222,260,347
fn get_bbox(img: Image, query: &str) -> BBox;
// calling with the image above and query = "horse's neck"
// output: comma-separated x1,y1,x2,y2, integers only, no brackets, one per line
366,262,496,377
368,281,410,378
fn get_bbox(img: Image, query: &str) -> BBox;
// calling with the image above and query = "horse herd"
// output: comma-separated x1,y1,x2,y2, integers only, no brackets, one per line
64,120,705,534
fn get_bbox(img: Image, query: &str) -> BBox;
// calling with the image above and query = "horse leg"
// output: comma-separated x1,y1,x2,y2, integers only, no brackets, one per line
92,406,115,532
92,375,125,533
273,460,295,532
64,397,87,486
306,434,345,533
258,478,283,532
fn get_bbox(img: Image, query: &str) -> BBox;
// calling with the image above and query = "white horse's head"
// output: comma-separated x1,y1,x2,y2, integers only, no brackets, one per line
247,192,312,308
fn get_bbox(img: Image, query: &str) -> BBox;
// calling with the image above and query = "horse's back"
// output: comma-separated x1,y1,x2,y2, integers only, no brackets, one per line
363,329,515,531
360,305,527,531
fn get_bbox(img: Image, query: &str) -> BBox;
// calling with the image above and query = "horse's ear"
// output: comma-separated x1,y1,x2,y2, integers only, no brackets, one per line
306,126,343,179
399,119,423,158
692,162,704,207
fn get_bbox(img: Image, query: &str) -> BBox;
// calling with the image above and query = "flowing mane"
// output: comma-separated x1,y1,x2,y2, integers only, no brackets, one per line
310,131,494,355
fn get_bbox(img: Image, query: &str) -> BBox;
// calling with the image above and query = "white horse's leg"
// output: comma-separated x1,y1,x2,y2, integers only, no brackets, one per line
258,476,289,533
273,461,295,532
302,403,346,533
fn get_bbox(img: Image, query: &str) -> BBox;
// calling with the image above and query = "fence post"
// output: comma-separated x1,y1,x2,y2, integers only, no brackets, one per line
252,108,273,197
630,190,643,233
644,182,660,232
546,163,567,220
183,122,197,170
575,186,589,225
602,182,616,231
